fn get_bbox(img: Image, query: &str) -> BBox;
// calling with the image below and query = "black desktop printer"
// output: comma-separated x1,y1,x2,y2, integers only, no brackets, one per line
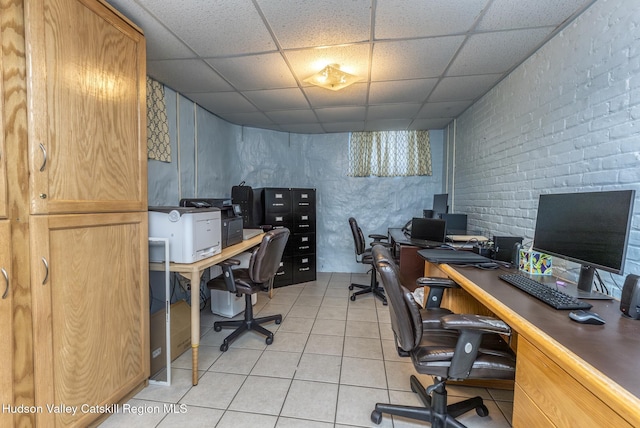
179,198,244,248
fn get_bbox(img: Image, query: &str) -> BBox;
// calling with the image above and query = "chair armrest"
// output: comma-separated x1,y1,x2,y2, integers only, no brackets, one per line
440,314,512,380
440,314,511,335
369,233,388,242
218,258,242,293
417,277,458,309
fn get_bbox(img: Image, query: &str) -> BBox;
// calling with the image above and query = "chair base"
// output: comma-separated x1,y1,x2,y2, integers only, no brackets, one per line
349,268,387,305
370,375,488,428
213,293,282,351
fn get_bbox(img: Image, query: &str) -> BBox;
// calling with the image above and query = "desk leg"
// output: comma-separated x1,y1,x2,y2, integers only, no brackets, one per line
188,271,200,386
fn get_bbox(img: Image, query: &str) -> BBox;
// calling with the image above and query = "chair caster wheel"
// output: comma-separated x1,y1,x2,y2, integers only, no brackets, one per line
214,324,222,332
350,294,356,301
382,300,388,306
349,285,354,290
266,336,274,345
371,410,382,424
476,404,489,417
275,318,282,325
219,343,229,352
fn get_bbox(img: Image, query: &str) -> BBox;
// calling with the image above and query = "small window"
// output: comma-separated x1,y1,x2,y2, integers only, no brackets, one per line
348,130,432,177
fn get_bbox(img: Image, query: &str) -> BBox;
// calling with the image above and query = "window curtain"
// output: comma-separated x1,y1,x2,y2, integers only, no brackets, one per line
348,130,432,177
146,76,171,162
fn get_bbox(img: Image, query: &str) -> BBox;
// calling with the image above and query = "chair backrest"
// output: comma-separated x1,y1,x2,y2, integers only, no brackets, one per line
349,217,366,256
372,245,423,352
248,228,290,285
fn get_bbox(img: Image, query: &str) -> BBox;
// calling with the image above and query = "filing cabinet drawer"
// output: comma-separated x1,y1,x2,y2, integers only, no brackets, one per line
263,188,291,212
264,212,293,228
293,212,315,233
290,233,315,254
293,255,316,283
273,257,293,288
292,189,315,211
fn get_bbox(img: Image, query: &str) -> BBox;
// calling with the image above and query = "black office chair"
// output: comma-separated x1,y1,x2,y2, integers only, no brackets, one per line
207,228,290,352
348,217,390,304
370,245,516,428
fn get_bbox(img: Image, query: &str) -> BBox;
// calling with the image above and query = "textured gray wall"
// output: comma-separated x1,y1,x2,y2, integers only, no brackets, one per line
148,90,445,273
444,0,640,295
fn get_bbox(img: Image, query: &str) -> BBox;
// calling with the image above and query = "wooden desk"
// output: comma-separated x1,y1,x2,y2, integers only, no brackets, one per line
149,233,264,385
424,262,640,427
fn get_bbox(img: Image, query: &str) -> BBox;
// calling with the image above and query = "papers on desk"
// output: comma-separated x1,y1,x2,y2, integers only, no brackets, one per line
243,228,263,240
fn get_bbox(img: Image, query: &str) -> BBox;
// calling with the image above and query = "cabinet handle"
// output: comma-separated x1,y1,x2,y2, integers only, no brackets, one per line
41,257,49,285
39,143,47,172
1,268,7,299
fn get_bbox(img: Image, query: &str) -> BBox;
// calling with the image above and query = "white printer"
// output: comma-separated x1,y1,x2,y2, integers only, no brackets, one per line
149,206,221,263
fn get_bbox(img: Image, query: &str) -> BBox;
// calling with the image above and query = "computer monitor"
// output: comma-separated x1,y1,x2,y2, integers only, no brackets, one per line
532,190,635,293
432,193,448,217
440,213,467,235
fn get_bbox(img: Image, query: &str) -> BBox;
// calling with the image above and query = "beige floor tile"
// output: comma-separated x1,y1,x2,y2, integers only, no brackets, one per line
295,353,342,383
343,336,383,360
335,384,393,427
251,350,301,378
228,375,291,415
180,371,246,409
280,380,339,423
304,334,344,356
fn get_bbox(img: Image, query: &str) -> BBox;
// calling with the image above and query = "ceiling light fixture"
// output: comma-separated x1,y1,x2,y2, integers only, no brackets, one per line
303,63,361,91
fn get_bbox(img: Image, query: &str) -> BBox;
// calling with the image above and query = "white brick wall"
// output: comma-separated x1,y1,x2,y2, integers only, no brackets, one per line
445,0,640,295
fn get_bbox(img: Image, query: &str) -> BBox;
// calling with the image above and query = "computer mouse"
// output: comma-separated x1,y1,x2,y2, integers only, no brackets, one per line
476,262,499,269
569,310,606,325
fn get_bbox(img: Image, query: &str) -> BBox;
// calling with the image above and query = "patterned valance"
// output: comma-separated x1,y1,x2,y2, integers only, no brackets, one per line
146,76,171,162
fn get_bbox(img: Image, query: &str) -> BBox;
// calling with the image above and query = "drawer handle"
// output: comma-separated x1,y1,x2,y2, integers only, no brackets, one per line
299,246,310,250
39,143,47,172
299,267,310,271
41,257,49,285
1,268,8,299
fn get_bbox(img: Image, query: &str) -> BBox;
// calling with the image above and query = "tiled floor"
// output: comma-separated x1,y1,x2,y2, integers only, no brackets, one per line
100,272,513,427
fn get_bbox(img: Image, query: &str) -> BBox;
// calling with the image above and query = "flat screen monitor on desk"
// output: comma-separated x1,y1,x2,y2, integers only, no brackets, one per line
432,193,448,218
440,213,467,235
409,217,447,247
533,190,635,297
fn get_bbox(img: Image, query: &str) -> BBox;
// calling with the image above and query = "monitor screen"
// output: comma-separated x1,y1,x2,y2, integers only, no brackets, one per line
440,213,467,235
432,193,448,216
533,190,635,292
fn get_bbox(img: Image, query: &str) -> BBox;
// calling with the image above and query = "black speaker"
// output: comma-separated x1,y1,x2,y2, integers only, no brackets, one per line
620,274,640,319
492,236,523,264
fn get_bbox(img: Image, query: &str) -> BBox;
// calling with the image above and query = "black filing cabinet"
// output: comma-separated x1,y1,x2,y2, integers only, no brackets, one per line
263,187,316,287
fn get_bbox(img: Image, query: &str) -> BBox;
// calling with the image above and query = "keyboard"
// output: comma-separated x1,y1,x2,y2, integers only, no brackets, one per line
499,274,593,310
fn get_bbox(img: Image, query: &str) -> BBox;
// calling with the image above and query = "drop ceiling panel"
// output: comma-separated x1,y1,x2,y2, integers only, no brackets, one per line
367,104,422,120
106,0,195,60
256,0,371,49
375,0,489,39
242,88,309,110
315,107,367,122
429,74,502,102
410,118,454,130
184,92,257,114
207,53,298,91
477,0,592,31
447,28,552,76
369,79,438,104
303,83,368,108
106,0,596,132
371,37,465,81
148,59,233,93
136,0,276,56
265,109,318,124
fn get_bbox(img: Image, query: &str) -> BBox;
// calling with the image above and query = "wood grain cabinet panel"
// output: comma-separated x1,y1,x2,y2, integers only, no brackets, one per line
0,221,12,427
25,0,147,214
30,213,149,427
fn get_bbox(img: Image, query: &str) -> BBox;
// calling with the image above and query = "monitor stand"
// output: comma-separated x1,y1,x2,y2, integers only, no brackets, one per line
575,265,613,300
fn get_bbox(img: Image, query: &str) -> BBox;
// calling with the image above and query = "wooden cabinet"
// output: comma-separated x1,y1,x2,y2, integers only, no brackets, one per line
0,221,12,428
30,213,148,427
1,0,148,426
25,0,147,215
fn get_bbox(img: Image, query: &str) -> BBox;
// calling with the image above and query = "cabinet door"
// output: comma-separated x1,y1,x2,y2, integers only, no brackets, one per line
0,40,6,219
0,221,12,427
31,213,149,427
25,0,147,214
